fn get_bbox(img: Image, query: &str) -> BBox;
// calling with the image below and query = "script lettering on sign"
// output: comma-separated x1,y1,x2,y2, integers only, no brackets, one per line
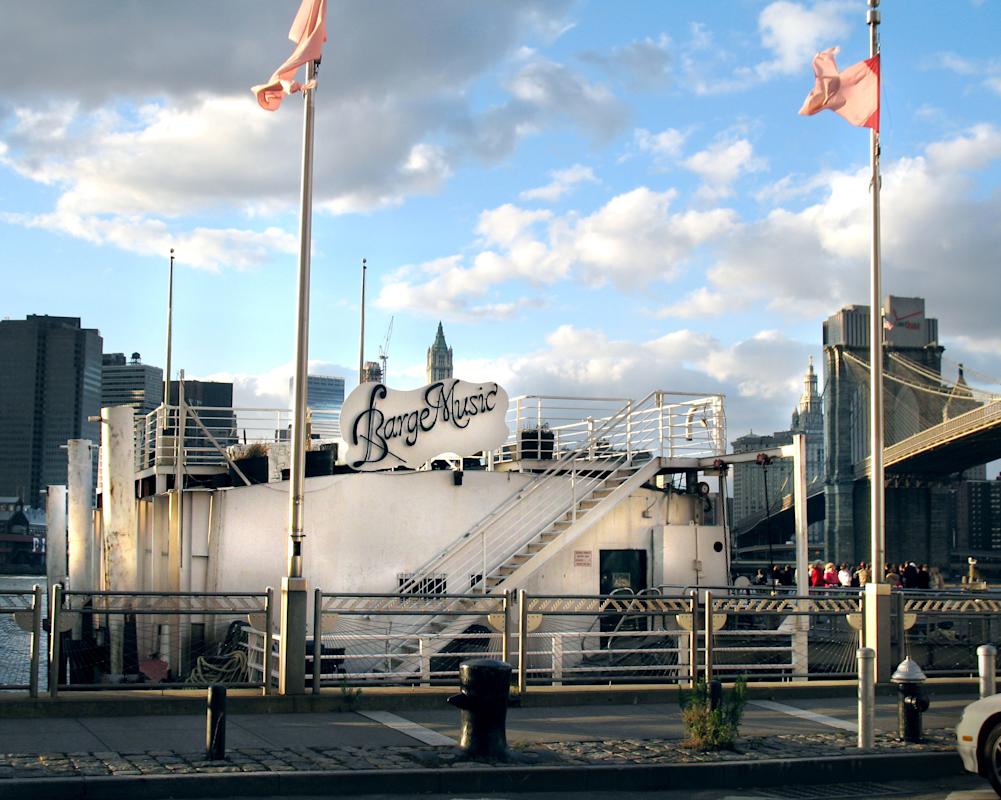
340,379,510,471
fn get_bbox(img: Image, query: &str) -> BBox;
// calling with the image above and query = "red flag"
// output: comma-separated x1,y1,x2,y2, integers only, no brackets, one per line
252,0,328,112
799,48,879,131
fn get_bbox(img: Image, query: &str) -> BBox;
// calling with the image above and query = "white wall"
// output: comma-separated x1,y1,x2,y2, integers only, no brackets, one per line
132,469,731,611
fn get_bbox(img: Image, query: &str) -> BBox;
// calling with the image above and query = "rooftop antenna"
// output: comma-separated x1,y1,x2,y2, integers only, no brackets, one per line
358,258,366,383
379,316,394,386
164,248,174,408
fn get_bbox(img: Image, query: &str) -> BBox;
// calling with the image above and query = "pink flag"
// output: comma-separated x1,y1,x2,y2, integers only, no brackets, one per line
252,0,328,111
799,48,879,131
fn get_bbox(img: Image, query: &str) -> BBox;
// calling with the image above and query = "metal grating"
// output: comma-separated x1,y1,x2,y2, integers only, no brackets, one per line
748,782,905,799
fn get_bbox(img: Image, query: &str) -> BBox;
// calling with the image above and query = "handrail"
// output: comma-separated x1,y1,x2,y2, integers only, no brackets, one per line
397,393,653,593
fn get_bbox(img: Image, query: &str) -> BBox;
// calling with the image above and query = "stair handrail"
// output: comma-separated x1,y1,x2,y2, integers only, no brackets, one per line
397,391,725,597
398,391,660,594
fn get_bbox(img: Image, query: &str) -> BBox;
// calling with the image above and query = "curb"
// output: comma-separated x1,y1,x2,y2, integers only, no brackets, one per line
2,749,966,800
0,679,980,719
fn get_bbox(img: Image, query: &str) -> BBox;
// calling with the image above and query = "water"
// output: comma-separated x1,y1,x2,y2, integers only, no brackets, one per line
0,574,48,690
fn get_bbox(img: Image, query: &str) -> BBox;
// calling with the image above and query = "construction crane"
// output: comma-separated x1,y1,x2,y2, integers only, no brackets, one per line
379,316,394,386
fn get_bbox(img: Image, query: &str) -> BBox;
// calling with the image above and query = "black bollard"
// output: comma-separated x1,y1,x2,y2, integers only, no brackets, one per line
206,684,227,760
709,679,723,711
447,658,512,761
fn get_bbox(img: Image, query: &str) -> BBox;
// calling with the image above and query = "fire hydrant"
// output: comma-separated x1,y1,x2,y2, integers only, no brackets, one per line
447,658,512,761
891,656,929,742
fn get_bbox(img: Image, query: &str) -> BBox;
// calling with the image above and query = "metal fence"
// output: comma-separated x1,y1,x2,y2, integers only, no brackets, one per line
5,585,1001,697
899,590,1001,676
311,592,508,686
50,588,273,694
0,585,45,695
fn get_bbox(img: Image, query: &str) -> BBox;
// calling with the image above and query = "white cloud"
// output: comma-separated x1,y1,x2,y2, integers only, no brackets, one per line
683,138,766,199
660,125,1001,343
756,1,853,79
634,127,688,164
578,35,672,91
376,187,738,319
456,323,814,437
0,2,632,267
520,164,598,202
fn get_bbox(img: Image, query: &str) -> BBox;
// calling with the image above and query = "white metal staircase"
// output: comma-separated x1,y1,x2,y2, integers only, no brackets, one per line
349,390,726,672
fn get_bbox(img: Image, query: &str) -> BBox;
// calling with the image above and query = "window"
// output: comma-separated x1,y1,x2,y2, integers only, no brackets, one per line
397,573,447,595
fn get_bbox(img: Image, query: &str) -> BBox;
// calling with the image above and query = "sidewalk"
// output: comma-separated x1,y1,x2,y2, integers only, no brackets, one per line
0,685,975,799
0,728,964,799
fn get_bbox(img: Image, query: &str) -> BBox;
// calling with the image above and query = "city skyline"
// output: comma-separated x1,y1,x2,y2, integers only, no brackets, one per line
1,2,1000,441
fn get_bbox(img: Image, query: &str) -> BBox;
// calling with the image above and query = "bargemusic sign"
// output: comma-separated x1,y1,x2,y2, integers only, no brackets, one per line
340,379,509,471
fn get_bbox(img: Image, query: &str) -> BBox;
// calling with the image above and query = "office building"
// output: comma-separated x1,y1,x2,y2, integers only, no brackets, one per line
0,315,102,505
102,352,163,416
289,374,345,410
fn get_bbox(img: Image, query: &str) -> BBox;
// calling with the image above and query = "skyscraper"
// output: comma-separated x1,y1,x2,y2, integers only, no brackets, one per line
0,315,102,505
102,352,163,416
426,322,453,383
288,374,345,410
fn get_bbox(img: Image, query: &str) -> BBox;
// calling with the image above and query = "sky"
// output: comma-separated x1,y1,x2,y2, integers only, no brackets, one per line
1,0,1000,442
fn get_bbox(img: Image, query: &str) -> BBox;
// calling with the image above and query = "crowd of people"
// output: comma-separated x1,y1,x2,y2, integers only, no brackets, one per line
751,561,946,589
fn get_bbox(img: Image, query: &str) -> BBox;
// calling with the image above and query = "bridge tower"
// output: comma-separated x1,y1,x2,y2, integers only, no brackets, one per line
822,296,978,567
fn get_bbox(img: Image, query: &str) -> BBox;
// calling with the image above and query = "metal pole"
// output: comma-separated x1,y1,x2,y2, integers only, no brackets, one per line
29,584,42,698
517,589,528,694
502,589,511,666
978,644,997,698
288,59,318,582
704,589,713,684
689,589,698,686
263,586,274,695
164,248,174,410
867,0,885,583
358,258,366,382
48,583,62,698
312,588,323,694
857,646,875,748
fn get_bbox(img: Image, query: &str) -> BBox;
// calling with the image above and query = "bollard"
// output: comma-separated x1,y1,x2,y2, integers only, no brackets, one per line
447,658,512,761
857,647,875,749
708,679,722,711
206,684,227,760
891,657,929,743
978,644,997,698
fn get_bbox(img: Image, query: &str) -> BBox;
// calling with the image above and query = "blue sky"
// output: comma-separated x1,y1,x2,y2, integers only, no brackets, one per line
1,0,1000,440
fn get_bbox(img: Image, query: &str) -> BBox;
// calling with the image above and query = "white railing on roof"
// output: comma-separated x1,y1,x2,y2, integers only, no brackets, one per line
132,391,725,478
134,405,342,473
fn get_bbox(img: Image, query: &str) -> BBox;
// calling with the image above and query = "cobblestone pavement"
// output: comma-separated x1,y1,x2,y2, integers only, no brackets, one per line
0,728,956,781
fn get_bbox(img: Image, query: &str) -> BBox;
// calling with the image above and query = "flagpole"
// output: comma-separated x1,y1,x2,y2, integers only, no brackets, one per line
867,0,884,583
280,57,317,696
288,58,317,582
358,258,366,383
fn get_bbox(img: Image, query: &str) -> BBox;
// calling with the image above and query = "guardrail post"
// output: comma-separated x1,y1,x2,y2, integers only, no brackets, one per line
978,644,997,698
48,583,62,698
30,584,43,698
704,589,713,684
517,589,528,694
501,589,512,666
863,582,892,683
263,586,274,695
657,392,664,457
626,401,633,460
552,635,563,686
419,637,430,686
689,589,698,686
892,590,906,665
571,469,577,523
857,647,875,749
312,588,322,695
